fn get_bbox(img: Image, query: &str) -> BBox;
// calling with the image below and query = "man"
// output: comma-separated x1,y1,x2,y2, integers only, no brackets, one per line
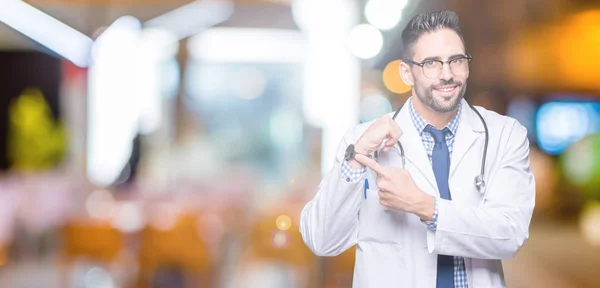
299,10,535,288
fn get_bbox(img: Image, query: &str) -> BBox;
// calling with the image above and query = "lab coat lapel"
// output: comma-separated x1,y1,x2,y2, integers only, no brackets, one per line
394,102,438,192
449,99,485,177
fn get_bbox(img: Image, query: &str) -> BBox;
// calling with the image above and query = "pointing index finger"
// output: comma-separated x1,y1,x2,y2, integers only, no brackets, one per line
355,154,388,177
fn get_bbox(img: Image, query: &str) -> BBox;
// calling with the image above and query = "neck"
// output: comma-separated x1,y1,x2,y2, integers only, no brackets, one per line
412,97,459,129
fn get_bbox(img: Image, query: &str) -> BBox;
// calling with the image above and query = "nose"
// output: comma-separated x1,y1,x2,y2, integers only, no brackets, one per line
439,62,453,80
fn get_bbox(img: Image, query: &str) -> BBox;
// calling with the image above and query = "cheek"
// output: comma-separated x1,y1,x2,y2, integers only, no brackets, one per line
457,72,469,84
413,77,434,90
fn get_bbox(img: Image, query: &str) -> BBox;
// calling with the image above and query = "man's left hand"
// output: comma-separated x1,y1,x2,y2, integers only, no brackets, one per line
355,154,435,221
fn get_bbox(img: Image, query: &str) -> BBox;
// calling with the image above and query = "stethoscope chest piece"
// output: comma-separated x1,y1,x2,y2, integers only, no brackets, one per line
474,174,485,194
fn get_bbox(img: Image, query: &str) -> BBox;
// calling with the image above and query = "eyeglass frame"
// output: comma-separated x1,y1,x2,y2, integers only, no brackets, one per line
403,54,473,79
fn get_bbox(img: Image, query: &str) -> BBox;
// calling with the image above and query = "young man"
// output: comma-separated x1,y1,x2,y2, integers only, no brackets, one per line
300,10,535,288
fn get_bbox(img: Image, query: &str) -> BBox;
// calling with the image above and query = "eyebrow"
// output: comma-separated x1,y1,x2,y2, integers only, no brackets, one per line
420,54,466,62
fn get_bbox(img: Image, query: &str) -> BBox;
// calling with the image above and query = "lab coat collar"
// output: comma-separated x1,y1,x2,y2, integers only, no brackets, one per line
450,98,486,177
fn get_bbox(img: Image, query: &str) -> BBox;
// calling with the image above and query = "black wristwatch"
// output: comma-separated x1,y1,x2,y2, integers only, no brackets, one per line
344,144,372,161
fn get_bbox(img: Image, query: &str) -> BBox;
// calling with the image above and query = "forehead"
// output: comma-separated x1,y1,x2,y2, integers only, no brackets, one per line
412,28,466,60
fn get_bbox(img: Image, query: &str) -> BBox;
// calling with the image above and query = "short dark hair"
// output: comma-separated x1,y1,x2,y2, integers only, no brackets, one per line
400,10,466,60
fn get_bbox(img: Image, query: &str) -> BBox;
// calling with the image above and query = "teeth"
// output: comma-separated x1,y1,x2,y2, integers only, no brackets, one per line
437,87,455,92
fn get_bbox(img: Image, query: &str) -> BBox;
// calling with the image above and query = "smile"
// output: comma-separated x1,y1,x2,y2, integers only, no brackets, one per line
433,85,458,95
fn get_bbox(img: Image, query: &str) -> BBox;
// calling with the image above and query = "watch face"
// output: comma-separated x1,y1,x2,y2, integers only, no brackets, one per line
345,144,354,160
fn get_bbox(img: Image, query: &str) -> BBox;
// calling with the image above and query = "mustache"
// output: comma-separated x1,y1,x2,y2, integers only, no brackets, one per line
433,79,462,88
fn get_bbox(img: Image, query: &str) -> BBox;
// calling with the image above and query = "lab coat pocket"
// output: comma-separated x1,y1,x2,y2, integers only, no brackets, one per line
358,188,400,244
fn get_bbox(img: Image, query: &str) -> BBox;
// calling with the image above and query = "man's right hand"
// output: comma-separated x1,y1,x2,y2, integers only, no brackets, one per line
348,114,403,169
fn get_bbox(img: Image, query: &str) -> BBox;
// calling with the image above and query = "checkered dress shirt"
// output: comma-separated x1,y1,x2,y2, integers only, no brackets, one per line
341,97,468,287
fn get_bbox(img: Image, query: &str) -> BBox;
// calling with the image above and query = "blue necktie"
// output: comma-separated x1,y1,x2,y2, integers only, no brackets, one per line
426,126,455,288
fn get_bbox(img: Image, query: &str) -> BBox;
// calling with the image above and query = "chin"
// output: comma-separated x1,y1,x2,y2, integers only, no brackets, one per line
431,93,461,112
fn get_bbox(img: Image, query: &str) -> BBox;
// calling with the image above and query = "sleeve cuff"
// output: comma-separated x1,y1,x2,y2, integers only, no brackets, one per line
422,197,438,231
341,160,367,182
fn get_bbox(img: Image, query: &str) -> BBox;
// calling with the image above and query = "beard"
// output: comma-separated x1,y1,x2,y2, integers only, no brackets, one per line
414,78,467,113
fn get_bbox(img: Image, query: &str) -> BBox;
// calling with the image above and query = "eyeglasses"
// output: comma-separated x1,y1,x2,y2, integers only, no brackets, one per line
404,54,472,79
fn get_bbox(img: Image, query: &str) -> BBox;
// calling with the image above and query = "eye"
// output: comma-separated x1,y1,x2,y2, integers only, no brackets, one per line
423,60,436,67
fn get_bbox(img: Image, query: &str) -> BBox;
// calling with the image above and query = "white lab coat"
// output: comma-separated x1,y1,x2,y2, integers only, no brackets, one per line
300,98,535,287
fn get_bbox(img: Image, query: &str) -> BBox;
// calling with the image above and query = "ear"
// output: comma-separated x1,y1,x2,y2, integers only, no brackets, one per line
399,61,414,87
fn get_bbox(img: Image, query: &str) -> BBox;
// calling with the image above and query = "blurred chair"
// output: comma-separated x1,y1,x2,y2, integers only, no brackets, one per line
137,212,215,288
60,221,125,287
320,245,356,288
235,209,318,288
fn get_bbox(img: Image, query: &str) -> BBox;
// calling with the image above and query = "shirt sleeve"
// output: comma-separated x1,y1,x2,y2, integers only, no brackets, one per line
422,197,438,231
340,160,367,183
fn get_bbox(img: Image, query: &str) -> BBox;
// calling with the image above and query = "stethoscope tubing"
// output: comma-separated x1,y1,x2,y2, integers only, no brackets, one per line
388,103,489,192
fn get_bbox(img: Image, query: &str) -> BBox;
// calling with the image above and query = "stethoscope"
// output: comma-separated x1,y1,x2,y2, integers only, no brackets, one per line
380,103,489,193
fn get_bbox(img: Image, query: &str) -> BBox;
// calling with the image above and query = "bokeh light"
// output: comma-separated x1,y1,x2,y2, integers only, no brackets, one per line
275,215,292,231
364,0,406,30
359,92,392,123
382,60,411,94
563,137,595,186
148,202,180,231
85,189,116,220
507,10,600,92
561,134,600,199
347,24,383,59
536,102,598,155
110,202,144,233
580,203,600,247
271,230,290,249
84,266,115,288
554,10,600,90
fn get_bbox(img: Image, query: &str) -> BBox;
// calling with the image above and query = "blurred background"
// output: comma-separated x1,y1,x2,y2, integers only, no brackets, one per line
0,0,599,287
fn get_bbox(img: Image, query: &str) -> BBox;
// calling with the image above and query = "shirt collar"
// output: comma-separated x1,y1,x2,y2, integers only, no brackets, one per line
408,97,462,136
